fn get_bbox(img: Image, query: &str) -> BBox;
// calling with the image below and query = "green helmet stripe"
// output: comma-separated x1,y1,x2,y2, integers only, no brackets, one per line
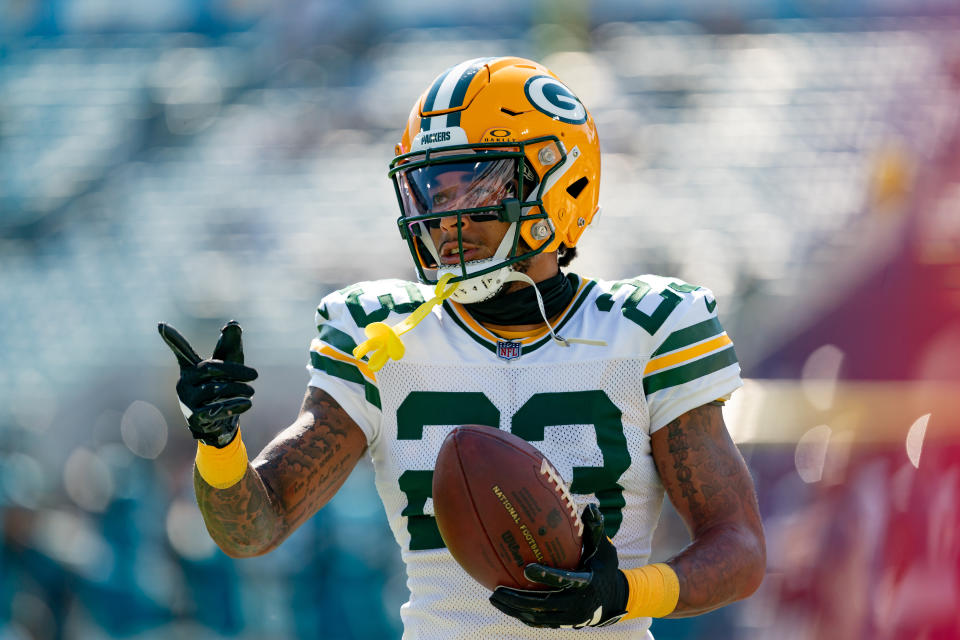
446,57,495,127
421,58,494,132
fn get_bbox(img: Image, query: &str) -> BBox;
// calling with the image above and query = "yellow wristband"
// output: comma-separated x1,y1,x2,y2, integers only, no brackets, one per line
195,430,249,489
622,563,680,619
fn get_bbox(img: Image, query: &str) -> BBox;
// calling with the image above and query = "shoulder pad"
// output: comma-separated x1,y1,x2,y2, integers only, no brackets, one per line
317,279,430,330
593,275,711,339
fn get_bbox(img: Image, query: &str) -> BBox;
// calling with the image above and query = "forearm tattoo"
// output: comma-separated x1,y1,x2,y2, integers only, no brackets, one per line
656,404,765,617
194,387,366,557
254,387,365,530
194,460,284,557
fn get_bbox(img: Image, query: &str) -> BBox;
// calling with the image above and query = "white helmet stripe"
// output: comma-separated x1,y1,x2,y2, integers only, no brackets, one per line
421,57,492,132
429,57,487,112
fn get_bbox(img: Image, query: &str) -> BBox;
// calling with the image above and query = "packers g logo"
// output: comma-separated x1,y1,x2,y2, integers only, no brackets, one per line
524,75,587,125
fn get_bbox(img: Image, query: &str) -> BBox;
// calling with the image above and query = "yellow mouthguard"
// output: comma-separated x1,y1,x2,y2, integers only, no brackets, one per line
353,273,459,371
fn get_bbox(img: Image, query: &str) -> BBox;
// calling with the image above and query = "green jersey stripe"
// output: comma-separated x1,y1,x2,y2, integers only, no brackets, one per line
310,351,382,409
318,324,358,355
652,317,724,357
643,346,739,395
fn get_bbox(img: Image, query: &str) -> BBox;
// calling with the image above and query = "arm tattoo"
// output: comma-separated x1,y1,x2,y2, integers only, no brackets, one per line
194,387,367,557
194,461,284,557
652,404,766,617
254,387,367,532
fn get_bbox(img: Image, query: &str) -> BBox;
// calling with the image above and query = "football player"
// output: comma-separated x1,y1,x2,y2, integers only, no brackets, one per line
160,57,765,638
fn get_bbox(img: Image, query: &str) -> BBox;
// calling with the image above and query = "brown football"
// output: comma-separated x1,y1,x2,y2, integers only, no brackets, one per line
432,424,584,591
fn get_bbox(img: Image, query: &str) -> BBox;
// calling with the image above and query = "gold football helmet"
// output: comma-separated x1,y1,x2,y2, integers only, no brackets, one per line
390,57,601,303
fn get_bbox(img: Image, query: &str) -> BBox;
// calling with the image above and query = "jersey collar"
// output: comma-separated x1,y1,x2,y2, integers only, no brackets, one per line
443,274,596,356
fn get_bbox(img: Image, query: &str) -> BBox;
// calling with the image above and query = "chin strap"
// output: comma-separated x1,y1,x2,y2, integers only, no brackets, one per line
353,273,459,371
502,271,607,348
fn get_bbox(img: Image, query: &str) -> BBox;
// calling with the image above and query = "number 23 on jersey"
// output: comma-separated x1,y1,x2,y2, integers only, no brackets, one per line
396,389,631,551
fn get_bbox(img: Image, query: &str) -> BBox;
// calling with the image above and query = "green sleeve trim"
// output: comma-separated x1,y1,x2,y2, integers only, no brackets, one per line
309,351,381,409
643,346,738,396
317,324,359,355
652,317,724,357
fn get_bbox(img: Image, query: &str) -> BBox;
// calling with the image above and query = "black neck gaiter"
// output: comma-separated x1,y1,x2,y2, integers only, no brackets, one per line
463,272,576,326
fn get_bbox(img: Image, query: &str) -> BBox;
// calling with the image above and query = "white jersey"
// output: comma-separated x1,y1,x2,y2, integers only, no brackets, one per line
306,274,742,640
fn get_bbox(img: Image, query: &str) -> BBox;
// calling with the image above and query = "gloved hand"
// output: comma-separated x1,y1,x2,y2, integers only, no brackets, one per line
489,503,628,628
158,320,258,448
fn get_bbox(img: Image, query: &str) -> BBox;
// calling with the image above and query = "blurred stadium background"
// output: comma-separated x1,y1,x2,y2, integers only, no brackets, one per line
2,0,960,638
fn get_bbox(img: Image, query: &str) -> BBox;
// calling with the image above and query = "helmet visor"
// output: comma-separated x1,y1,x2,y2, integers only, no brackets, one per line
390,136,561,286
394,157,518,272
396,156,518,228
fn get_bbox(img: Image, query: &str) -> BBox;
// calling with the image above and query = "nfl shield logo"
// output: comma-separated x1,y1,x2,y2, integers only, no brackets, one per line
497,340,522,361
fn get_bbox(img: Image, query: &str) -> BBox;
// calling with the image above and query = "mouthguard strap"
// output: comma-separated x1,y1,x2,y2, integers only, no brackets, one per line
353,273,459,371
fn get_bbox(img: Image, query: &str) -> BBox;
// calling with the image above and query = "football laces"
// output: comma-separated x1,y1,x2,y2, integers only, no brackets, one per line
540,458,584,536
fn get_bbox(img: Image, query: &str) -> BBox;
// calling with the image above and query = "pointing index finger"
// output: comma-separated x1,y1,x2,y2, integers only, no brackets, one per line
158,322,202,368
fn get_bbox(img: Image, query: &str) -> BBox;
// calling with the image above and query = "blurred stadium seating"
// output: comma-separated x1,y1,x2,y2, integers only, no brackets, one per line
2,2,959,638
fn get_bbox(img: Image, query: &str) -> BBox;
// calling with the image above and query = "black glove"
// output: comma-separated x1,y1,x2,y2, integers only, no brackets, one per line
158,320,258,448
489,503,628,628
